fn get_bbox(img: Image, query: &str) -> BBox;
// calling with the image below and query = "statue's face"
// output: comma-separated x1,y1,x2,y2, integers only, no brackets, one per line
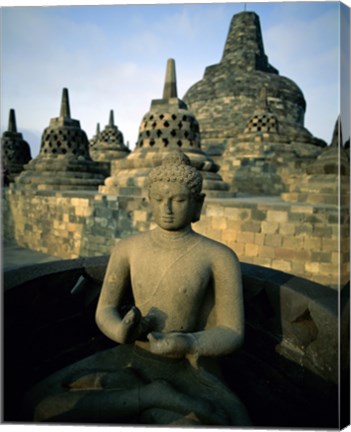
149,181,200,231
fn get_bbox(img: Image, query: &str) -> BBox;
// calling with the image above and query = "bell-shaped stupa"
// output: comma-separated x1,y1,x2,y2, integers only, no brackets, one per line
100,59,231,197
15,88,106,191
1,109,32,183
183,11,326,160
89,110,130,163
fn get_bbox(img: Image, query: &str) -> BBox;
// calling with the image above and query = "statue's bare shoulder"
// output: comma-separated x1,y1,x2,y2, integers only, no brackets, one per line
109,231,152,262
196,232,240,267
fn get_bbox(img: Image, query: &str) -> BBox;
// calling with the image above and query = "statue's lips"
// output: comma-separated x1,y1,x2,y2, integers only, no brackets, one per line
162,217,174,222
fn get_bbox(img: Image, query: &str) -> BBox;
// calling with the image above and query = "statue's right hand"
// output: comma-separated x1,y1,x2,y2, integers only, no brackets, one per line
120,307,156,343
121,306,142,343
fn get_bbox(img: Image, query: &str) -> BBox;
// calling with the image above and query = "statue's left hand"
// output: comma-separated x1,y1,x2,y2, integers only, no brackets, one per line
147,331,194,357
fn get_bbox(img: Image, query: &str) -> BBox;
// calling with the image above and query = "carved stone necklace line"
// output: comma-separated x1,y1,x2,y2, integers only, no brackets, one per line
136,235,204,308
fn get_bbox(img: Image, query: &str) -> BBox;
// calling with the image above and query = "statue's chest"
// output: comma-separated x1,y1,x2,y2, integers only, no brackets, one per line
130,246,210,313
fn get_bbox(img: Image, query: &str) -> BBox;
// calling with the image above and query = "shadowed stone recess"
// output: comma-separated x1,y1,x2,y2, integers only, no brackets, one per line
100,59,232,198
2,109,32,183
183,11,326,160
14,88,106,191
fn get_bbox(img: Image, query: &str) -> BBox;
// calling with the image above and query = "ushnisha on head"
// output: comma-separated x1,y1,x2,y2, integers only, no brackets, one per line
148,151,205,228
148,151,203,198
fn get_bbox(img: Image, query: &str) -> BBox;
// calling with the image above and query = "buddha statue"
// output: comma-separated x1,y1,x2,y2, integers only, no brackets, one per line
25,151,250,426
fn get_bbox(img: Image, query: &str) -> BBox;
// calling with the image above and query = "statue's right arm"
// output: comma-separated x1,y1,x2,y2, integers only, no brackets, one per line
95,241,133,344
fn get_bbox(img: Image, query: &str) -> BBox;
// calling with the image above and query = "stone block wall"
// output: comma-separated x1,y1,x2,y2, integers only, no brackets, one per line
195,197,349,289
3,188,348,289
4,188,151,259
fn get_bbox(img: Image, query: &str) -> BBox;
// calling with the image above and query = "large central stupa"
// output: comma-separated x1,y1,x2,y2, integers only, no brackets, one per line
183,11,326,158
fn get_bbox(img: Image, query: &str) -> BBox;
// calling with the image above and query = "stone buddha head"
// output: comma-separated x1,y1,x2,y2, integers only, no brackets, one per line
148,151,205,231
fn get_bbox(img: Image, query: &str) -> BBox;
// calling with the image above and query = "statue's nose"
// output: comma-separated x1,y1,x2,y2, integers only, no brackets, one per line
164,199,172,214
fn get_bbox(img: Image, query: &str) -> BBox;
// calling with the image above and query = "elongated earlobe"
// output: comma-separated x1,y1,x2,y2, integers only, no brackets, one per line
192,193,206,223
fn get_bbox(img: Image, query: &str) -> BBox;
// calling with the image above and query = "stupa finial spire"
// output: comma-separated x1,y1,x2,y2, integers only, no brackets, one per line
8,109,17,133
162,58,178,99
331,115,342,148
109,110,115,127
60,88,71,118
220,12,278,74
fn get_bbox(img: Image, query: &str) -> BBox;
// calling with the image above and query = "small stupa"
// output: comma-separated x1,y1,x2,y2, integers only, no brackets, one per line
89,110,130,163
281,116,350,205
100,59,231,197
1,109,32,183
219,87,323,195
15,88,106,191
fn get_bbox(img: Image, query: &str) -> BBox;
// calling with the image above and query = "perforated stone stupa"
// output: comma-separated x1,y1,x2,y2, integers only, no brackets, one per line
219,88,324,195
89,110,130,163
100,59,231,197
1,109,32,183
14,88,106,191
183,11,326,159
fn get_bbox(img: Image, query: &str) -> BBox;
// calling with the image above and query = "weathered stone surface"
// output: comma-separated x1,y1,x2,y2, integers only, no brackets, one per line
24,152,249,426
218,89,325,195
1,109,32,183
3,257,341,428
14,88,106,191
183,11,326,163
3,188,347,288
89,110,130,165
282,116,350,205
100,59,232,198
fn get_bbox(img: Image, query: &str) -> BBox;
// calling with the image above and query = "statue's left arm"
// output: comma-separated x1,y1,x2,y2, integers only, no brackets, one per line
148,246,244,358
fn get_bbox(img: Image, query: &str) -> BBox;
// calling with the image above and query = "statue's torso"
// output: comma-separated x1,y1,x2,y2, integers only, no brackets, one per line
128,229,213,333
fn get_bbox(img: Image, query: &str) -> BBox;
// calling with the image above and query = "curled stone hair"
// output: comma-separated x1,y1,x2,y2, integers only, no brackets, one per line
148,151,203,197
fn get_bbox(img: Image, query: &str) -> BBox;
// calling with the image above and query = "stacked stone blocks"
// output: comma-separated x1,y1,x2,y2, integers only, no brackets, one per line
3,189,347,289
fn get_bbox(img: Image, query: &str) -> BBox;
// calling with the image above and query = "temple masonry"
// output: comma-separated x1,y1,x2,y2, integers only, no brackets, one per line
183,11,327,195
3,11,349,290
100,58,231,197
13,88,106,191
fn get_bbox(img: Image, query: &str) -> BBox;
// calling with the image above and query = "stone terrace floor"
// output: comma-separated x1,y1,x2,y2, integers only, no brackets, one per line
2,239,59,272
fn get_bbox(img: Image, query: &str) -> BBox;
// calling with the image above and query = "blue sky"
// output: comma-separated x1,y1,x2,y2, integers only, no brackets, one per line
1,1,350,157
